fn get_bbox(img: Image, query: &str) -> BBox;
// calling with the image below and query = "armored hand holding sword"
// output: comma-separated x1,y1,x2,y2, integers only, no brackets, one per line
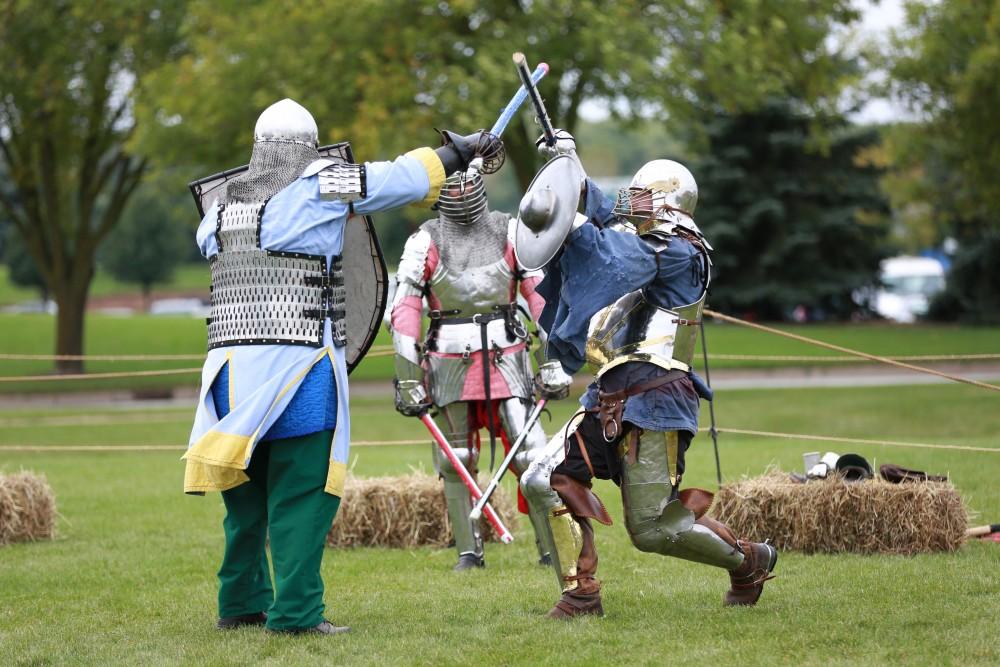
182,98,495,634
516,134,779,618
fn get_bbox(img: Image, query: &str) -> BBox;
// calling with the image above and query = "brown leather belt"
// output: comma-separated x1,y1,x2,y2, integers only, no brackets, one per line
596,368,687,442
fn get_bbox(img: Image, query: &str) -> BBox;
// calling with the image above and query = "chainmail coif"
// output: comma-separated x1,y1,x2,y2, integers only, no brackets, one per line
225,140,320,204
425,210,509,272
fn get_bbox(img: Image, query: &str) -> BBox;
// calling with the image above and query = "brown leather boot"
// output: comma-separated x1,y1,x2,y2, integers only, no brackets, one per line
724,540,778,607
547,578,603,619
546,517,604,619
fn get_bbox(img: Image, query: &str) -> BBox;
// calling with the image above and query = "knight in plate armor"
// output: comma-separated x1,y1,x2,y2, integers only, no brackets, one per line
390,168,572,571
518,134,778,618
183,98,494,634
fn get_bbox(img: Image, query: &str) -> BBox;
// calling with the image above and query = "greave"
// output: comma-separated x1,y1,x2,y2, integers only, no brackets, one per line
621,430,743,570
443,476,482,557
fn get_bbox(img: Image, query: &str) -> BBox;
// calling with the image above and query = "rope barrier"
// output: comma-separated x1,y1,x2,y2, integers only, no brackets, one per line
0,439,428,452
0,368,202,382
0,346,395,362
0,353,204,361
708,427,999,454
0,413,189,428
3,431,994,454
703,309,1000,393
709,353,1000,362
2,350,997,364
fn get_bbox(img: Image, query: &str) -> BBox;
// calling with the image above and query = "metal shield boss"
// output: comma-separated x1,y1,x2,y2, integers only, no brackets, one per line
514,154,583,271
188,142,388,374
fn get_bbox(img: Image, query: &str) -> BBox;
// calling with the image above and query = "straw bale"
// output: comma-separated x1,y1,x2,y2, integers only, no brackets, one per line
711,470,968,555
327,472,519,549
0,470,57,546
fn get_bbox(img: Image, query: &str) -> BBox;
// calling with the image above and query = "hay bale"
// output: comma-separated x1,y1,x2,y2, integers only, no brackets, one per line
326,472,519,549
711,470,968,555
0,470,57,546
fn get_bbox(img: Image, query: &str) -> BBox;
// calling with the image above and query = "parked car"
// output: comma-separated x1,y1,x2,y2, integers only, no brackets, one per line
874,256,946,323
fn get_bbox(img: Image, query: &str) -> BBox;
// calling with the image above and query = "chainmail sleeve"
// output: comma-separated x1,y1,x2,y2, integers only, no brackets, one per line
390,227,434,380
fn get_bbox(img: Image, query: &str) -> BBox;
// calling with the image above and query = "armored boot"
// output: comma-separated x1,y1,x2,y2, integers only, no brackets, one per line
544,474,613,620
454,553,485,571
547,516,603,619
694,514,778,607
724,539,778,607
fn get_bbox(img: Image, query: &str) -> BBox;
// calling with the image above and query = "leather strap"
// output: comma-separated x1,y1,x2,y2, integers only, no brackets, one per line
596,369,687,442
551,473,613,526
574,430,596,480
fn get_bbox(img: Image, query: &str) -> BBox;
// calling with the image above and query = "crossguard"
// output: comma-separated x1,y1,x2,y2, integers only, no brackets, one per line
474,130,505,174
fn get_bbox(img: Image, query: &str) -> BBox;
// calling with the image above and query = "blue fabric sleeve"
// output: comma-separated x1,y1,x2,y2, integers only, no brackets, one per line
352,156,431,215
195,202,219,259
538,223,659,374
583,178,617,228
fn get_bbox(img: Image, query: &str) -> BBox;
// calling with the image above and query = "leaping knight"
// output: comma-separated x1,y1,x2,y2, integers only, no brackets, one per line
516,132,778,618
390,168,572,571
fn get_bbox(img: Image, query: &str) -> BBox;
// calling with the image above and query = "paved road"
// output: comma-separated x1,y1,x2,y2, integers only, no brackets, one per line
2,362,997,410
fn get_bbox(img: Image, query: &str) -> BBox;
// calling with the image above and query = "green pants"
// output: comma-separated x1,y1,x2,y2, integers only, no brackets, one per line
218,430,341,631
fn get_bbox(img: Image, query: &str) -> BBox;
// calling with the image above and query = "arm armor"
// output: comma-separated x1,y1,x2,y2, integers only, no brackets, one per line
391,229,433,378
318,163,366,203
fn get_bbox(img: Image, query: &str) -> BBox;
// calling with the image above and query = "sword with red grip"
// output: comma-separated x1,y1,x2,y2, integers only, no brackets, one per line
418,412,514,544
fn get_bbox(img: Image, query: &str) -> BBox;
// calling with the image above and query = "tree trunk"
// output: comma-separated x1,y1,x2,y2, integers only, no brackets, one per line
52,280,90,375
506,117,540,192
141,283,152,313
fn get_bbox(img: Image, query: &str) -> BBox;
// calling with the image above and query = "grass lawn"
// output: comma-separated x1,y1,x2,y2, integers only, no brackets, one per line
1,313,998,394
1,382,997,666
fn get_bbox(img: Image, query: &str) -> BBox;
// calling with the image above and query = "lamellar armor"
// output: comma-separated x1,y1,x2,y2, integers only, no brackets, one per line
191,99,384,357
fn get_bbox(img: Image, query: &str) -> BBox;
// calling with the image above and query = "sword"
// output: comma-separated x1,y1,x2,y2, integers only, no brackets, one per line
491,63,548,138
418,411,514,544
699,320,723,486
513,52,556,146
469,398,547,522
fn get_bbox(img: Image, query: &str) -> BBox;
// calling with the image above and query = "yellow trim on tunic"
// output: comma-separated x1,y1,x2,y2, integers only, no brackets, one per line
325,461,347,497
406,147,446,207
182,349,333,494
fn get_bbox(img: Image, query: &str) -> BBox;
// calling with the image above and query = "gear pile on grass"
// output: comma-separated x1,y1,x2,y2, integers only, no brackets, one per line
711,470,969,555
326,472,519,548
0,470,57,546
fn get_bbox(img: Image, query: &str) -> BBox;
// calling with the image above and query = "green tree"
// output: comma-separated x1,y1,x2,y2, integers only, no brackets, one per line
880,1,1000,322
135,0,863,191
694,99,891,320
100,186,189,312
2,226,49,302
0,1,187,372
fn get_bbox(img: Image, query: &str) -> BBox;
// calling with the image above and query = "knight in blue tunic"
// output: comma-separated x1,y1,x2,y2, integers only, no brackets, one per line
184,98,489,635
519,134,779,619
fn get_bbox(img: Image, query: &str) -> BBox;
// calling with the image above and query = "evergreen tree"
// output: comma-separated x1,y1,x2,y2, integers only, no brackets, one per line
694,99,891,321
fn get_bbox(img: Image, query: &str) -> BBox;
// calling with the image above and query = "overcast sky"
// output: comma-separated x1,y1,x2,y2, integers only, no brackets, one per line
580,0,910,124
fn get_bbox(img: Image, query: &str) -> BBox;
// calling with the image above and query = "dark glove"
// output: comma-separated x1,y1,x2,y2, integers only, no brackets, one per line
393,378,431,417
434,129,504,175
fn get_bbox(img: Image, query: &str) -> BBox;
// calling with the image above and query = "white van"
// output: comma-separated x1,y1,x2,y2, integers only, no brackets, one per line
874,256,946,323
